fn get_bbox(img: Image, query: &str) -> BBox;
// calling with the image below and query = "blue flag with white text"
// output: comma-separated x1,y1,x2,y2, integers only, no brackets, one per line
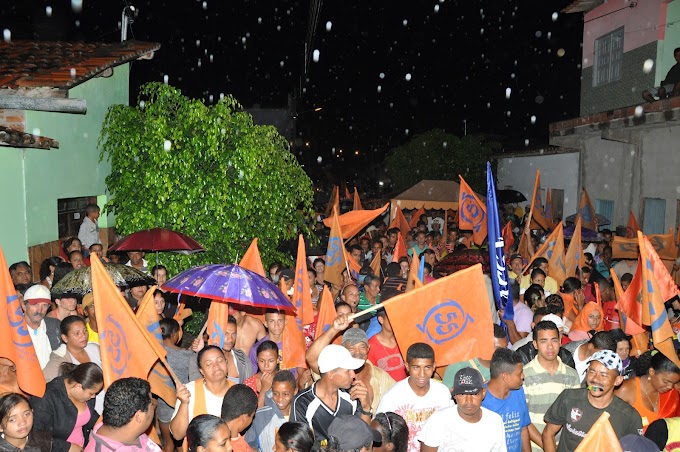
486,162,514,321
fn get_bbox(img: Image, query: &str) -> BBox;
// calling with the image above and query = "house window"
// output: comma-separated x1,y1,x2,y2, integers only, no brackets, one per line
642,198,666,234
595,199,614,230
593,27,624,87
58,196,97,239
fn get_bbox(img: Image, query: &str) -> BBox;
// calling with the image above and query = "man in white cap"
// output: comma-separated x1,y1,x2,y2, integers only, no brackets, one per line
20,285,61,368
291,344,372,448
542,349,643,452
523,320,580,451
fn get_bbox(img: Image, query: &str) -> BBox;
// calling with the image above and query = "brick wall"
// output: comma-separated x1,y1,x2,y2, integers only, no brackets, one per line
0,109,25,131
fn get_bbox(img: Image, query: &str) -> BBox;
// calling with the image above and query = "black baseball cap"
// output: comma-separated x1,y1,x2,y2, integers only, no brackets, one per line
452,367,484,396
328,415,381,449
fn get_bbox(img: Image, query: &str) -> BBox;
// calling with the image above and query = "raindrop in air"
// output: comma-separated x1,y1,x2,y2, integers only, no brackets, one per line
405,73,412,81
163,74,169,84
377,85,382,93
525,139,530,146
317,156,323,163
71,0,83,13
3,29,10,42
403,20,408,26
325,21,332,31
70,68,76,78
643,59,654,74
405,129,409,135
46,6,53,17
535,95,544,104
258,17,262,24
202,2,207,10
313,49,320,63
209,54,214,63
535,31,542,38
531,115,536,124
505,87,511,99
196,40,201,47
379,72,385,79
634,106,644,117
163,140,172,151
557,48,566,57
434,4,439,12
552,12,558,21
139,100,145,109
280,61,284,67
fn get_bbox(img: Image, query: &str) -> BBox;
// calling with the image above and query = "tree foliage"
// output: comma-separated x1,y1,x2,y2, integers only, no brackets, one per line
384,129,499,194
99,82,315,274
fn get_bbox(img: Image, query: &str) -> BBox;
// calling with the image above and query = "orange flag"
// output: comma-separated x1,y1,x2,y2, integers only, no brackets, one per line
0,246,46,397
458,175,487,245
611,271,646,335
135,287,177,406
502,221,514,254
325,186,339,216
530,185,551,230
525,222,567,286
576,189,598,231
518,170,541,258
638,232,680,368
389,207,411,238
574,412,622,452
91,253,168,387
406,253,424,292
369,251,382,277
353,187,363,211
612,231,678,261
344,186,351,200
324,206,351,287
281,279,307,369
314,286,336,340
392,232,408,263
323,203,389,240
564,217,586,278
239,238,265,277
408,207,425,229
384,264,494,366
625,211,640,238
292,235,315,326
643,234,680,302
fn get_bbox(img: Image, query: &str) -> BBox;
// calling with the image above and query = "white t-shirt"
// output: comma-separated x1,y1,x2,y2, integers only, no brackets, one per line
376,378,452,452
171,380,225,423
417,405,507,452
30,321,53,369
572,343,589,382
513,301,533,334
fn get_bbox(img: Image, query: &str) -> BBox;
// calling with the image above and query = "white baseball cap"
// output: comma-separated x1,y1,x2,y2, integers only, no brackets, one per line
318,344,365,373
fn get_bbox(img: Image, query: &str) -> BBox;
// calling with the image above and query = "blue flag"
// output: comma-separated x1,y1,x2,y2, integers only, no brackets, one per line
418,253,425,283
486,162,514,321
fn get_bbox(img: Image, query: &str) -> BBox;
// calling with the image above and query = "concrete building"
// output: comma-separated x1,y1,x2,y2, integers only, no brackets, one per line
0,40,159,273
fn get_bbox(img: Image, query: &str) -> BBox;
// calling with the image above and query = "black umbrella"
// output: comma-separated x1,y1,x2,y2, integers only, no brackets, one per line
497,189,527,203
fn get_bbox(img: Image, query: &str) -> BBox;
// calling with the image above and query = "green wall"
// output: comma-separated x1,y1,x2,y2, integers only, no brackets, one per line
656,1,680,85
0,152,29,264
23,64,129,248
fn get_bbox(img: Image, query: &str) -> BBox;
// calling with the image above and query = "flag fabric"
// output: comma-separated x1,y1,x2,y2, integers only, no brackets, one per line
322,203,389,240
91,254,168,387
344,186,351,200
576,189,598,231
486,162,514,322
638,232,680,368
353,187,363,210
529,182,551,231
314,286,336,340
392,232,408,263
458,175,487,245
518,170,542,258
324,206,353,287
369,250,382,277
625,211,640,238
0,246,46,397
525,222,567,286
389,207,411,238
383,264,495,366
502,221,514,254
642,234,680,303
408,207,425,229
544,188,554,223
564,217,586,278
281,278,307,369
204,300,231,349
612,232,678,261
574,412,623,452
406,253,424,291
611,271,645,335
325,186,340,216
292,235,315,327
239,238,265,277
135,287,176,406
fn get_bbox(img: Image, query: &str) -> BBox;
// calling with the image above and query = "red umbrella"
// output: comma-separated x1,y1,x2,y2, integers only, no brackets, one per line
108,228,205,256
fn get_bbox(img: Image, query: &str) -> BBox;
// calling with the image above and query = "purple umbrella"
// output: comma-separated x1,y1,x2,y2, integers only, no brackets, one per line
161,264,296,313
563,224,604,242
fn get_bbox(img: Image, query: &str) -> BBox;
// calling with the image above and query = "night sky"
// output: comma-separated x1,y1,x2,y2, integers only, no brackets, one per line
3,0,584,179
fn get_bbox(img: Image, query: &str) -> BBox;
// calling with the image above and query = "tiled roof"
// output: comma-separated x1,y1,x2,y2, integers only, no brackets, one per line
0,126,59,149
0,40,161,90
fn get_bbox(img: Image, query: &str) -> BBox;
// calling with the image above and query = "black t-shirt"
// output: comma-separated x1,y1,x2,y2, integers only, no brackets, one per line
544,388,643,452
662,63,680,86
290,382,360,447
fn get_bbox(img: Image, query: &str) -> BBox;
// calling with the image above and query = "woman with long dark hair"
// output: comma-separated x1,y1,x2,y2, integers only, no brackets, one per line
0,393,52,452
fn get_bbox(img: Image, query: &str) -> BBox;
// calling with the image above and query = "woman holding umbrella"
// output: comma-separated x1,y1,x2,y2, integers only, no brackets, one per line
170,346,236,442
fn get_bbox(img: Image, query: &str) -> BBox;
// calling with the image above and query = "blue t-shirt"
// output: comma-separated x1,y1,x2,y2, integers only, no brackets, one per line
481,385,531,452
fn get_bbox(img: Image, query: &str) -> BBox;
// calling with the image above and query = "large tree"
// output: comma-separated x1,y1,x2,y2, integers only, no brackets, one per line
384,129,499,194
99,82,315,273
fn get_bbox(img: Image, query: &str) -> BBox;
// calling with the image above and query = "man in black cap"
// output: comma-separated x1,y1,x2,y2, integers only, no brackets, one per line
328,414,382,452
418,367,507,451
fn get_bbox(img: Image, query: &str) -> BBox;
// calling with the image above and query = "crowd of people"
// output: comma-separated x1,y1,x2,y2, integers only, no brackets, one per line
4,201,680,452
